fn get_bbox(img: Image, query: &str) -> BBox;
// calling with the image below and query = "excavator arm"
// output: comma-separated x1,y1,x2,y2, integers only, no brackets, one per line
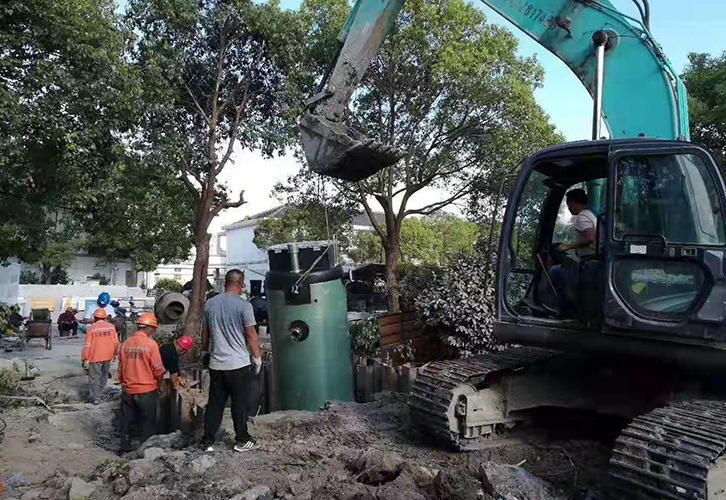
300,0,690,181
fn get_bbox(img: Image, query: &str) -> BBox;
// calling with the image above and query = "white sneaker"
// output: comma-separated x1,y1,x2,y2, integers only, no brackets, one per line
234,441,260,452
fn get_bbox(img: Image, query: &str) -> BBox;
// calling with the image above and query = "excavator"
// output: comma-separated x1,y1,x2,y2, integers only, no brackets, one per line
299,0,726,498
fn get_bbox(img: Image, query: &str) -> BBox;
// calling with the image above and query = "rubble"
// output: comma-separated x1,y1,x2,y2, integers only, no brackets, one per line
190,454,216,474
68,478,95,500
143,447,166,460
351,448,404,485
232,485,273,500
1,390,608,500
113,477,131,496
128,459,162,486
480,462,566,500
434,468,484,500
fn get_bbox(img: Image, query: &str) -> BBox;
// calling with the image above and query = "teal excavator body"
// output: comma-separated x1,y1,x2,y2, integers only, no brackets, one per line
300,0,690,181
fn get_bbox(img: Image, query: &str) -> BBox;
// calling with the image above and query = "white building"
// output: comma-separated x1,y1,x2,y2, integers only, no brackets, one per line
221,206,383,288
223,206,285,285
141,233,227,290
19,250,142,286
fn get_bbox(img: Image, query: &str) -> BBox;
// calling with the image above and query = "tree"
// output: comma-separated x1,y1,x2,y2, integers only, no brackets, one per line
155,278,184,294
682,52,726,167
0,0,137,262
126,0,309,338
287,0,561,310
1,0,193,274
79,157,195,272
349,213,479,266
253,203,357,251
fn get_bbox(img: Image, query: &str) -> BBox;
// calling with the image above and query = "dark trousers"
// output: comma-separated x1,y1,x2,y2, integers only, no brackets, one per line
59,322,78,336
203,366,252,444
88,361,110,402
120,390,157,446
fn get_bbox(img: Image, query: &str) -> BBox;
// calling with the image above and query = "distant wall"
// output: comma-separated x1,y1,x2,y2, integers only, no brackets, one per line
17,284,151,320
0,262,21,305
225,225,270,286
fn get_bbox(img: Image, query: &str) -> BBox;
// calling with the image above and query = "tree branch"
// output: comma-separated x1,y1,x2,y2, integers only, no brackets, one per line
183,81,211,126
404,179,476,217
178,158,201,201
360,191,386,241
215,80,251,176
212,190,246,217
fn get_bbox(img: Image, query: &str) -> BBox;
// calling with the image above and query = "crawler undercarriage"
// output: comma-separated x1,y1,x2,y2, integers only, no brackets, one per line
411,347,726,499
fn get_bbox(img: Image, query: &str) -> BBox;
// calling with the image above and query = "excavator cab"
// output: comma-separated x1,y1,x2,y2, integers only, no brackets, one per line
495,139,726,347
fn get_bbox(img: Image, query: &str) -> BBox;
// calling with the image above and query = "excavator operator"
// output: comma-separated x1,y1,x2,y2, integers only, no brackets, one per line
548,189,598,314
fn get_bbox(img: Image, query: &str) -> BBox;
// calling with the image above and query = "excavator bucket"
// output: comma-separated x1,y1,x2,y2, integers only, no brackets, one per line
300,111,406,182
298,0,407,182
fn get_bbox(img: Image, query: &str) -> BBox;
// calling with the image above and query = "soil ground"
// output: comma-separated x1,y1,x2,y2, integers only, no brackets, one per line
0,334,616,499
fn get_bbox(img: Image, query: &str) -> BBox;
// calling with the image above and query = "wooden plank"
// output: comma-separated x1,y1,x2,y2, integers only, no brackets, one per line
377,311,417,327
386,365,397,393
373,362,383,394
354,361,366,403
364,364,373,403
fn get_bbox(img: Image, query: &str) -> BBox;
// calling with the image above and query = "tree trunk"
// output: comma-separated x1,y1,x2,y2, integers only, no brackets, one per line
384,237,401,312
185,233,211,342
40,265,52,285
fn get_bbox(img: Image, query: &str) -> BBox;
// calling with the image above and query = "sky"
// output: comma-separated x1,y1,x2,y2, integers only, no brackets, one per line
175,0,726,233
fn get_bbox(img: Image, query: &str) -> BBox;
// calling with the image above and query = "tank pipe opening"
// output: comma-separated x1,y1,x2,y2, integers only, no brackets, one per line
288,243,301,274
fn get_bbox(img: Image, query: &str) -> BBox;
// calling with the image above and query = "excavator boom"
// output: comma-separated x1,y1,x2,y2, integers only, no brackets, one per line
300,0,689,181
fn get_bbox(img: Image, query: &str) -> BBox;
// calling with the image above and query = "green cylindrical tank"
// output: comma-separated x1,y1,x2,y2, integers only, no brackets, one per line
265,241,354,411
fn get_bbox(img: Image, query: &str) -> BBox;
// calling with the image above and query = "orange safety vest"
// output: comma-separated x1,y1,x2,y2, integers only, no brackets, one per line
118,332,165,394
82,320,119,363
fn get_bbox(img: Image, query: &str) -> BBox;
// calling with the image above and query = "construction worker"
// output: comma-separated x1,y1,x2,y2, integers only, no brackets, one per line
81,309,119,405
159,336,193,391
58,307,78,337
81,292,115,325
117,313,165,451
201,269,262,453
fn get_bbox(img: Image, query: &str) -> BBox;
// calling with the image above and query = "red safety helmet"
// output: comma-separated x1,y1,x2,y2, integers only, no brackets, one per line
93,308,107,319
137,313,158,328
177,336,193,352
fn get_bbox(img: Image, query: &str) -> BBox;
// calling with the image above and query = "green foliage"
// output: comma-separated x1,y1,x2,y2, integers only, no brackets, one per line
391,340,415,364
398,263,441,311
253,203,357,251
349,214,479,266
154,278,184,294
682,52,726,168
349,316,380,356
19,270,40,285
0,0,192,271
0,302,18,334
414,244,498,356
89,273,110,286
348,230,385,265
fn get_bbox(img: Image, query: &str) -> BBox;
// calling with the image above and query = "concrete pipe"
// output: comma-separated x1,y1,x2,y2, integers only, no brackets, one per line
154,292,190,325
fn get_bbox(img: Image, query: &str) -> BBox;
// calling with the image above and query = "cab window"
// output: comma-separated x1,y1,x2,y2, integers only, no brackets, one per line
615,154,725,245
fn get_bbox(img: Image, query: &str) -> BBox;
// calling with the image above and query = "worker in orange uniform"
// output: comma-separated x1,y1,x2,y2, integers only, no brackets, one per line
82,308,119,405
117,313,165,451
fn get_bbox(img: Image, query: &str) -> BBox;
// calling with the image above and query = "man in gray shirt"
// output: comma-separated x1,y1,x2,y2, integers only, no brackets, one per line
201,269,262,452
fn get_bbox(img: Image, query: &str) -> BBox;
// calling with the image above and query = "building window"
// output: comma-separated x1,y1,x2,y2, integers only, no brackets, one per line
174,268,182,272
173,274,182,280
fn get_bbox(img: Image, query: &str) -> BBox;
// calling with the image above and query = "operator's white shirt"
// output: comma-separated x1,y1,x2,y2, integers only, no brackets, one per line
83,304,115,321
573,209,597,258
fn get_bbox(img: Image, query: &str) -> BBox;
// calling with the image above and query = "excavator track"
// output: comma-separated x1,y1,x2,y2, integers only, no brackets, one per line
610,399,726,499
409,346,560,449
